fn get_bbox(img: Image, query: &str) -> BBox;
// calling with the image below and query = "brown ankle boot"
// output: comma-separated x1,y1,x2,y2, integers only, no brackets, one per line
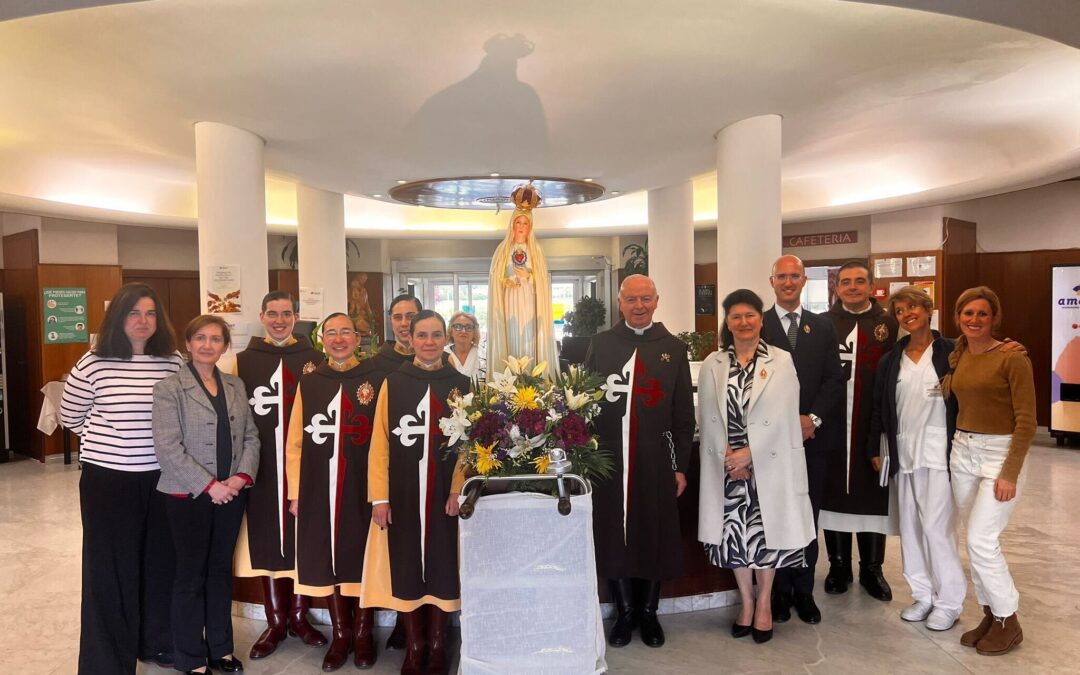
289,592,329,647
401,609,427,675
976,613,1023,656
960,606,993,648
353,603,377,669
322,589,353,671
425,605,449,675
250,577,289,659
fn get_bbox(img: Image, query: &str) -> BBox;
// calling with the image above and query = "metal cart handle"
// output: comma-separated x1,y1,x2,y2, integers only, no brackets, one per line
458,473,590,519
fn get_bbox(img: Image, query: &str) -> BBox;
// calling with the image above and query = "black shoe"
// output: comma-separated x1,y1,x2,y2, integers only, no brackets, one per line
793,593,821,624
859,565,893,601
770,589,792,624
752,627,773,644
209,655,244,673
139,652,175,669
637,580,665,648
607,578,637,647
731,622,752,638
823,557,852,594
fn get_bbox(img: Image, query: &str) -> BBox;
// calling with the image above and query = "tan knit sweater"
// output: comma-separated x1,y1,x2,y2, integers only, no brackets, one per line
951,346,1037,482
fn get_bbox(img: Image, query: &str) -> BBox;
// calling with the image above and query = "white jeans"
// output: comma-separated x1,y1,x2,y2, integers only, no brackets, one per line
950,431,1024,617
897,468,966,614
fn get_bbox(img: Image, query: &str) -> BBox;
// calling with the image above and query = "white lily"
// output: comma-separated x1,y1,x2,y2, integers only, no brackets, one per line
564,388,590,411
507,424,547,458
438,407,471,446
489,369,518,394
531,361,548,377
505,355,531,375
450,391,474,410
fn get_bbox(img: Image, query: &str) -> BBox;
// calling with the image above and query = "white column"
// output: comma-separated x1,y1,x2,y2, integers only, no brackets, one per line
715,114,782,305
297,185,348,318
647,181,695,334
195,121,268,349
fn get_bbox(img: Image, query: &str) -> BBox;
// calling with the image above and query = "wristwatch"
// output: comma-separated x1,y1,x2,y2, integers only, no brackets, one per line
808,413,823,428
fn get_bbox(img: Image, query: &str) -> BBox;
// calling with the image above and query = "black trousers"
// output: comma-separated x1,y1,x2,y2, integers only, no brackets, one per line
776,457,824,597
78,463,175,675
166,492,247,671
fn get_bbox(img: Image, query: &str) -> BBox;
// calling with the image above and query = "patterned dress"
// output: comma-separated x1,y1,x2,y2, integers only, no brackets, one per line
705,342,805,569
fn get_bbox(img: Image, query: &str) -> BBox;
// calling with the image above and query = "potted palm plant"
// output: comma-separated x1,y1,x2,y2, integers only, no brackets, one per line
561,295,606,366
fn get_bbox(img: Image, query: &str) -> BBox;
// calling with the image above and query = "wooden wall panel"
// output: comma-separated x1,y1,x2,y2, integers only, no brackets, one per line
694,263,718,338
941,218,978,335
123,270,201,345
977,249,1080,427
3,231,40,457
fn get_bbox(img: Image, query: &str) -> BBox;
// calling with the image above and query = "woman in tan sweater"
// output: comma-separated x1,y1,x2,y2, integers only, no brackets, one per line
942,286,1036,657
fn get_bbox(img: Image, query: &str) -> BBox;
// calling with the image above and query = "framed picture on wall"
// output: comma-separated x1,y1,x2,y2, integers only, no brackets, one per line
695,284,716,316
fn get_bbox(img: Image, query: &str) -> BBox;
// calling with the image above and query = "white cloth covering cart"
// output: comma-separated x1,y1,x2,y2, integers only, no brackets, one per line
457,474,606,674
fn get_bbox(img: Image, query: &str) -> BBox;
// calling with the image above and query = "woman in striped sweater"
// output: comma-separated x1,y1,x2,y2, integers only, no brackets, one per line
61,283,184,675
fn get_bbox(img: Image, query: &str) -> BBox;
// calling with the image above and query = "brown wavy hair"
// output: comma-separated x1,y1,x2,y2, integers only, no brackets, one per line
94,283,177,358
941,286,1002,397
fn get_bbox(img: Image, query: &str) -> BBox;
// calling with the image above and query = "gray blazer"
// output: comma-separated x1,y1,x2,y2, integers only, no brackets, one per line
153,364,260,496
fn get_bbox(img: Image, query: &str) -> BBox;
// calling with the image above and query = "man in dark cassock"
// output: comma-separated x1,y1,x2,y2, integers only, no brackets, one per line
585,274,695,649
371,294,423,377
818,261,898,601
233,291,327,660
761,255,846,626
363,309,470,675
285,313,386,671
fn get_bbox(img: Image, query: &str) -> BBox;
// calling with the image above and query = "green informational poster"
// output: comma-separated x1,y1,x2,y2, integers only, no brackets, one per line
43,287,89,345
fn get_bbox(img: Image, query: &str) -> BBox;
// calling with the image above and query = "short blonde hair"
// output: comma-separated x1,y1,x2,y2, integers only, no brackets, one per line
447,311,479,347
887,286,934,316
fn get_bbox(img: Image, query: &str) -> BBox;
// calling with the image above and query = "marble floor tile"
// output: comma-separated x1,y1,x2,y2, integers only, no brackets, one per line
1,433,1079,673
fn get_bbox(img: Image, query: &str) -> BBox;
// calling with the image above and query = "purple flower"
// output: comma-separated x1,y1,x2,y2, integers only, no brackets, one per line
471,411,506,446
554,412,590,448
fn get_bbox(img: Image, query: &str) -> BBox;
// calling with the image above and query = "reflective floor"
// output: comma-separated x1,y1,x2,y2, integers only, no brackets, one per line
1,432,1078,674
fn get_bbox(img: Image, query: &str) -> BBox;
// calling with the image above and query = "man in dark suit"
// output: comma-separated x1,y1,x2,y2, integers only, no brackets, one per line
761,255,845,625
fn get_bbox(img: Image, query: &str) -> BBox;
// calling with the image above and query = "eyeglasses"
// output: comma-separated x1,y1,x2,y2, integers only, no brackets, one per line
263,311,295,320
451,323,475,332
323,329,357,339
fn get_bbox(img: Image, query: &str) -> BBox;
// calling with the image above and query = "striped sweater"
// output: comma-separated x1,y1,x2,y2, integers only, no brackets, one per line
60,351,184,471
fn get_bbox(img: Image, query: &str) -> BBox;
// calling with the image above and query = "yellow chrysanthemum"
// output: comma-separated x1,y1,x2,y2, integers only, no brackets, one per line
532,454,551,474
474,441,502,475
510,386,540,411
468,411,483,422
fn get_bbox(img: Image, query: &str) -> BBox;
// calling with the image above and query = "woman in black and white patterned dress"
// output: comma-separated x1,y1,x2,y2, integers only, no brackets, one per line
698,289,815,644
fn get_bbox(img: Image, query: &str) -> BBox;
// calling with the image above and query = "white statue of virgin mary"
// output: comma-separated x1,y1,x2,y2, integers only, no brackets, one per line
486,184,557,379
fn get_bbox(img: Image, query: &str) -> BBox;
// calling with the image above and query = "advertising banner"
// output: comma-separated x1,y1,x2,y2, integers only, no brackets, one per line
1051,265,1080,435
42,287,88,345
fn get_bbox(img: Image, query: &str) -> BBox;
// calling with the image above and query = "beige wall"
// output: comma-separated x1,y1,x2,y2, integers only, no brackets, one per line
118,225,199,270
39,217,119,265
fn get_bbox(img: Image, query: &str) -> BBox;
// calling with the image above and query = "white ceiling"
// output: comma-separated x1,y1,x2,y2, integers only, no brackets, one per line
0,0,1078,236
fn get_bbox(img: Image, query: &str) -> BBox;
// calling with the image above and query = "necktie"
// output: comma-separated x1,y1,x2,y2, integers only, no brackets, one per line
786,312,799,349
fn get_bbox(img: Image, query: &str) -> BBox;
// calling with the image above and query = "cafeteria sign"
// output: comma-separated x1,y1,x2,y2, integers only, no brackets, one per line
43,287,88,344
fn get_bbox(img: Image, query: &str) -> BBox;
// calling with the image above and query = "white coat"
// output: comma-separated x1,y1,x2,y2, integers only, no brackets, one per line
697,342,815,552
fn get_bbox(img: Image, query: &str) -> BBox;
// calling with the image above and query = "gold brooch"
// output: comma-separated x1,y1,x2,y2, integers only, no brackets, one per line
356,382,375,405
874,323,889,342
660,353,671,362
803,324,811,334
302,361,317,375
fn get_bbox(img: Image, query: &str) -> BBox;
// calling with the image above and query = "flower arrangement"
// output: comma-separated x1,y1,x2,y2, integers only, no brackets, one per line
439,356,614,483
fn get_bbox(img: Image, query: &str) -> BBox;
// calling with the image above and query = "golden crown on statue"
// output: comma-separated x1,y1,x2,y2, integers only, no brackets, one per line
510,182,542,211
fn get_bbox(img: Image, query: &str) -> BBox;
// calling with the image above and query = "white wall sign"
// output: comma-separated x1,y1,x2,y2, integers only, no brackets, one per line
206,265,242,314
299,287,324,321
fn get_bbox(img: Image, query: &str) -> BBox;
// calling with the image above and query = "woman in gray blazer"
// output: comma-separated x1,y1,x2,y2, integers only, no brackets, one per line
154,315,259,675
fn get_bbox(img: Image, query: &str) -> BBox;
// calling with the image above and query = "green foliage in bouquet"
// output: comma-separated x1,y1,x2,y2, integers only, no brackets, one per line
439,356,614,486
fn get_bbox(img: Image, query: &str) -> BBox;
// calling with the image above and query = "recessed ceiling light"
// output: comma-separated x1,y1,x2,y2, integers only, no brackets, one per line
372,194,383,198
396,180,407,184
584,178,594,182
489,172,500,177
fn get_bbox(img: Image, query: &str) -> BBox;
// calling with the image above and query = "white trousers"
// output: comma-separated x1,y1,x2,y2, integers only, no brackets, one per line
950,431,1024,617
897,468,966,613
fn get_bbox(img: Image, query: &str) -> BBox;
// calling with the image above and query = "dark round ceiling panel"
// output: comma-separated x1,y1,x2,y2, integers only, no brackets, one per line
388,176,605,210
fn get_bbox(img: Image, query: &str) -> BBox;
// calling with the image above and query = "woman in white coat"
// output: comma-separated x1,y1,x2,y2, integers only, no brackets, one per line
698,289,815,644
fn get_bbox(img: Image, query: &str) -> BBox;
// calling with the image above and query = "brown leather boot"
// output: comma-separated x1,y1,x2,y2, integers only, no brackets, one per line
425,605,449,675
976,613,1023,656
960,605,993,648
401,609,427,675
250,577,289,659
289,591,329,647
353,602,377,669
321,589,353,672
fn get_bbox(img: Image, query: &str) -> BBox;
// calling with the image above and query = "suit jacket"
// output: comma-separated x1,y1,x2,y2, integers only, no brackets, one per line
153,365,260,496
761,307,845,477
697,343,815,551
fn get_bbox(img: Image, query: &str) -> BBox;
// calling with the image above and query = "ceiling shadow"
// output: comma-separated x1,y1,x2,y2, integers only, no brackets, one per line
403,33,550,175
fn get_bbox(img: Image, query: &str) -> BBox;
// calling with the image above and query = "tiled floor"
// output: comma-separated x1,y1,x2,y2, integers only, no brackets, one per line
2,433,1079,673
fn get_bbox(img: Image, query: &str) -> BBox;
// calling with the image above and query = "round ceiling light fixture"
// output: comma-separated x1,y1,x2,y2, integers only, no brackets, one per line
388,176,605,210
